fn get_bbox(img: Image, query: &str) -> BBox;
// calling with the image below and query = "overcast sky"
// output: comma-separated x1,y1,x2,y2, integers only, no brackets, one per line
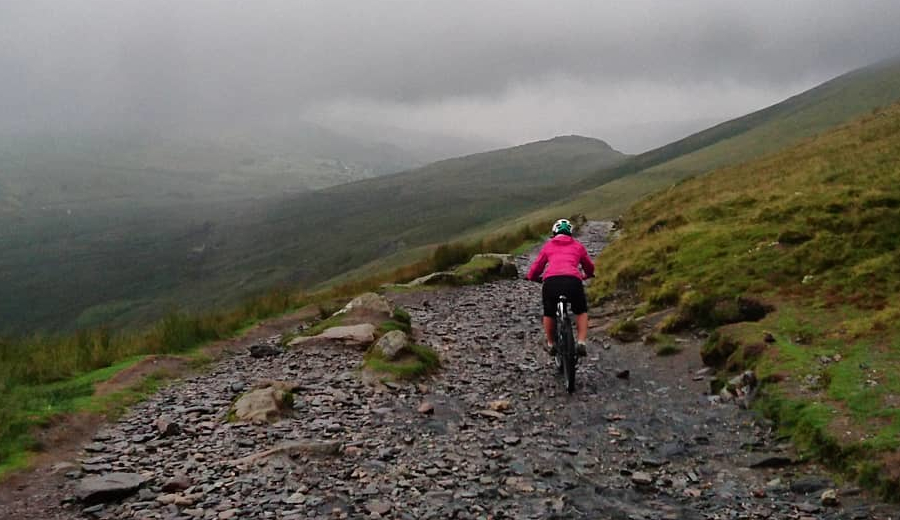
2,1,900,153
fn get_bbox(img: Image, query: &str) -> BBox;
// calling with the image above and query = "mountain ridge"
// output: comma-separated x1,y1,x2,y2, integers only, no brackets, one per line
0,134,627,334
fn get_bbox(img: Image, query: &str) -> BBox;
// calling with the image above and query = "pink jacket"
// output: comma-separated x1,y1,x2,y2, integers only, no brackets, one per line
526,235,595,281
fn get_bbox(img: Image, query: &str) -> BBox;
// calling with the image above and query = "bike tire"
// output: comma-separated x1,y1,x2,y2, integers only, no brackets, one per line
554,338,564,374
561,317,577,393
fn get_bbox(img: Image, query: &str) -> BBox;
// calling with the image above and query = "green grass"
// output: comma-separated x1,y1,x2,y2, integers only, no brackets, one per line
655,343,682,356
297,314,347,338
510,239,541,255
0,356,147,476
608,318,639,340
378,319,412,336
587,100,900,498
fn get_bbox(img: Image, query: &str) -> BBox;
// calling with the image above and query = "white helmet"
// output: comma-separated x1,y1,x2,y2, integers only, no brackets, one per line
551,218,573,236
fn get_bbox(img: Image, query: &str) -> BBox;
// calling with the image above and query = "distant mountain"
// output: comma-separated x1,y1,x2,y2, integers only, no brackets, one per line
527,54,900,221
0,135,627,334
310,119,506,163
0,121,428,213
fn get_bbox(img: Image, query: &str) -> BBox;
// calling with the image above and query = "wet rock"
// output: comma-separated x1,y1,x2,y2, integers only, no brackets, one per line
161,474,192,492
76,472,145,505
248,343,281,358
406,271,461,287
487,399,511,412
230,440,343,466
284,492,307,504
474,409,506,420
231,382,297,424
373,330,408,359
154,416,181,437
748,453,794,469
631,472,653,486
84,442,106,453
790,475,834,494
469,253,519,279
366,499,392,515
821,489,840,507
288,324,376,348
796,502,821,514
335,292,393,317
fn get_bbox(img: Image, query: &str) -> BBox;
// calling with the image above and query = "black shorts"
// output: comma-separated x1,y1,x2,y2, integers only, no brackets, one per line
541,275,587,317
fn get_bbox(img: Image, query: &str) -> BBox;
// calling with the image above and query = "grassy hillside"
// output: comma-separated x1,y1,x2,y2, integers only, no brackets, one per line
589,102,900,496
0,135,625,334
529,56,900,222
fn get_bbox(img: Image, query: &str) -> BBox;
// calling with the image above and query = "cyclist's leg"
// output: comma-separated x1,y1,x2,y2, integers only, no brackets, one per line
565,276,589,354
542,317,555,346
541,278,562,350
575,313,588,343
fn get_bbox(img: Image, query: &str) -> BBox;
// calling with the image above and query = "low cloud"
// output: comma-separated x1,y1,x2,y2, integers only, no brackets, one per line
2,0,899,151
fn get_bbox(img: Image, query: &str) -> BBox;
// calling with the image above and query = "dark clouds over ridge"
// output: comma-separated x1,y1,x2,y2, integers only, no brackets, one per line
2,0,899,152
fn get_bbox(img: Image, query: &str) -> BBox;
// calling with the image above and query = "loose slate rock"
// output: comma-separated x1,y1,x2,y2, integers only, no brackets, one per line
821,489,840,507
154,416,181,437
748,453,794,469
790,475,834,494
161,474,192,492
248,343,281,358
76,472,145,505
366,500,392,515
631,472,653,486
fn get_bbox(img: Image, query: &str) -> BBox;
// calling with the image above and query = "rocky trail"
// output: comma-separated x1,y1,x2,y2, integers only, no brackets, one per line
3,221,899,519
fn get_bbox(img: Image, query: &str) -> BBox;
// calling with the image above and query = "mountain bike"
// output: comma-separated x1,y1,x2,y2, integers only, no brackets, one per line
554,295,577,393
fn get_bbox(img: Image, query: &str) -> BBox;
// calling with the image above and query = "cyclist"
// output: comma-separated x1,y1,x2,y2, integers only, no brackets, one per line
526,219,595,357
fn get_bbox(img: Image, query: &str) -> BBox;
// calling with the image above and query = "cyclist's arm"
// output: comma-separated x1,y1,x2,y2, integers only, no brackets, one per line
579,244,595,279
526,248,548,282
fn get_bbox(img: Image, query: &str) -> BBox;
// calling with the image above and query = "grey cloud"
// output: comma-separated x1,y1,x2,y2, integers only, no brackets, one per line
1,0,899,149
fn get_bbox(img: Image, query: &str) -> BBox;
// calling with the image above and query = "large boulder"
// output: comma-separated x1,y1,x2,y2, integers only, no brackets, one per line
372,330,409,360
230,440,343,467
288,323,376,348
469,253,518,279
76,472,146,504
334,293,392,324
405,271,459,287
403,254,518,288
231,381,298,424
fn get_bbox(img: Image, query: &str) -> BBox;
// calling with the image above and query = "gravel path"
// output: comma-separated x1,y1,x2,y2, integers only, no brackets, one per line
6,221,899,519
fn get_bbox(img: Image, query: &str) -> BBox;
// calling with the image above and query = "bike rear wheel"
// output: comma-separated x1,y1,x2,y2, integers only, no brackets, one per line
558,316,577,393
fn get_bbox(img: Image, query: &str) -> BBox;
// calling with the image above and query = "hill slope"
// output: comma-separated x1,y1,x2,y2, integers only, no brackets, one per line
589,101,900,496
0,136,626,334
528,55,900,221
